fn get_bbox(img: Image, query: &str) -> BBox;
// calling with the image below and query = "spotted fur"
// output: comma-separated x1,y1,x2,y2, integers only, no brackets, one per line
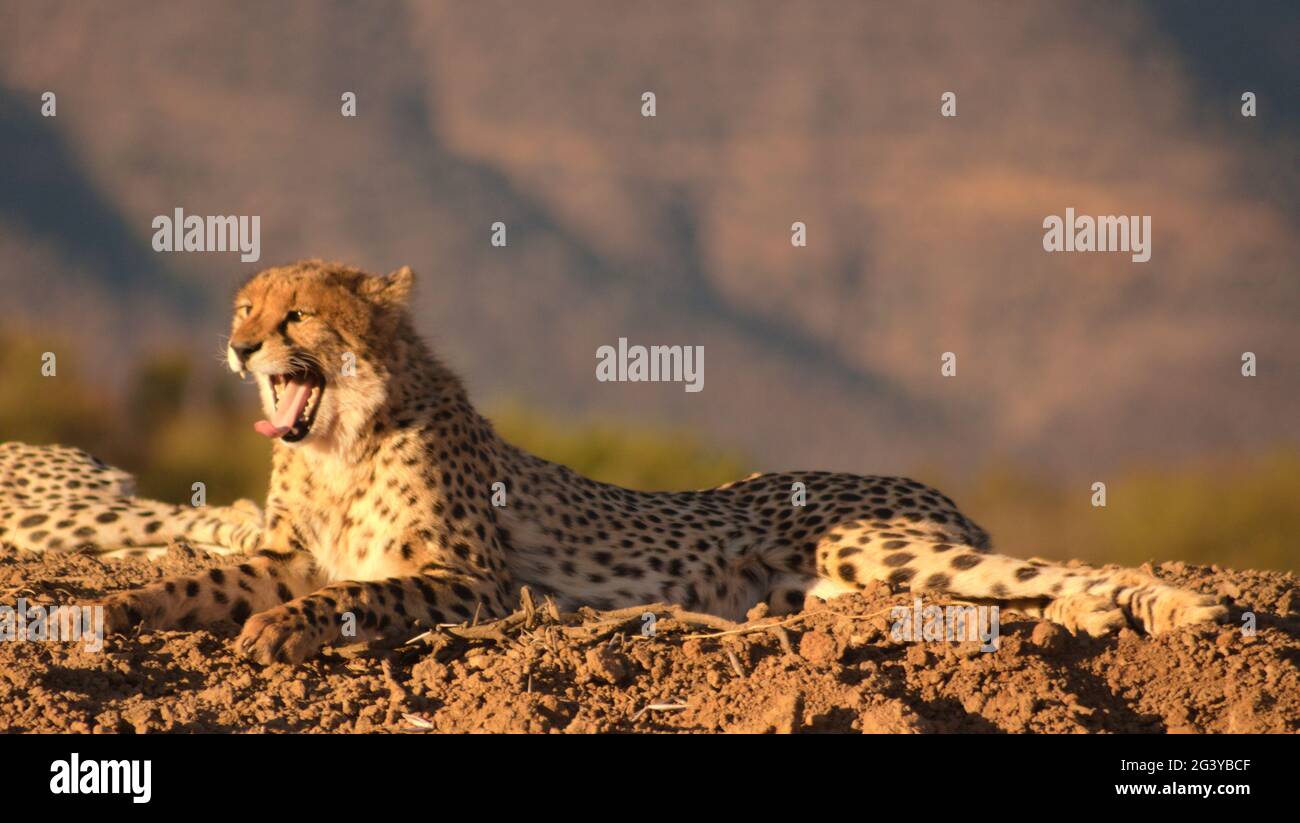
12,260,1227,664
0,442,261,558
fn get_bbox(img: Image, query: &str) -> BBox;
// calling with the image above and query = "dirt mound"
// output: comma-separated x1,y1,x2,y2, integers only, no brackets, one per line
1,542,1297,733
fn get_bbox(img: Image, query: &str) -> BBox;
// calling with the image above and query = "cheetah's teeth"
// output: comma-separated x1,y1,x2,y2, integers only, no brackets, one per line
255,371,323,439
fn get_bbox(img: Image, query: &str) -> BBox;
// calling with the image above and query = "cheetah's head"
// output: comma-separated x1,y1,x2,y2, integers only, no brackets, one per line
227,259,414,449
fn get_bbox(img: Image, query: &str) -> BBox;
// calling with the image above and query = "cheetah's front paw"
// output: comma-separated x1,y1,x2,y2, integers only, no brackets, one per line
236,608,322,665
97,591,162,635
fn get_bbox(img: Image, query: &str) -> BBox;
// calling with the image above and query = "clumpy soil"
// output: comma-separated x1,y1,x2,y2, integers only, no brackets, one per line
1,542,1297,733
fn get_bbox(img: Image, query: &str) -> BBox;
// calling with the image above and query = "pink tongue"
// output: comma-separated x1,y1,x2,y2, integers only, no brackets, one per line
253,379,312,439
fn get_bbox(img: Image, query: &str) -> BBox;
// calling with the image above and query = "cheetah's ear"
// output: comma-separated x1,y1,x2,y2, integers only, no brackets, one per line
362,266,414,308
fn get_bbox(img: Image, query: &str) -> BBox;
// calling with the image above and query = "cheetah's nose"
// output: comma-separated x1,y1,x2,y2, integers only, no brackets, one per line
231,341,262,365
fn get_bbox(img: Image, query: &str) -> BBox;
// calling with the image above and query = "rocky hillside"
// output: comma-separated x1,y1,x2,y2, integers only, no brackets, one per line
0,1,1296,477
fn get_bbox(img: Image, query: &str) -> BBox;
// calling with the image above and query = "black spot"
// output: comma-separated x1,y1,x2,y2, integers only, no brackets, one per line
837,563,857,582
185,580,200,597
881,540,909,550
924,573,951,590
230,598,252,623
990,582,1009,597
276,583,293,602
144,521,163,534
415,579,438,604
612,564,644,579
18,514,47,528
94,512,119,524
1014,566,1040,581
208,569,226,584
888,568,916,587
951,554,983,570
883,552,914,567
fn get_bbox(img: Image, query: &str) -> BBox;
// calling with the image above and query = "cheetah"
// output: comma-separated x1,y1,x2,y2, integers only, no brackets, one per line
20,259,1225,664
0,442,262,558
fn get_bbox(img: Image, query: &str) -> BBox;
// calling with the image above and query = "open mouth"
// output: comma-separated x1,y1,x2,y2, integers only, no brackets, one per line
253,368,325,442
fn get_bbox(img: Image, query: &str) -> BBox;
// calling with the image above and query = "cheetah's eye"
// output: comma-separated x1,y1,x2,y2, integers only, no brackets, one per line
286,310,310,323
235,304,252,320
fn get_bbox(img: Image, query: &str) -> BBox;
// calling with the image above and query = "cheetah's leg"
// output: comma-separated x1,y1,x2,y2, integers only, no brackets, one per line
98,549,322,634
0,497,263,557
235,570,512,665
0,441,262,557
821,541,1227,636
764,572,856,615
0,442,136,497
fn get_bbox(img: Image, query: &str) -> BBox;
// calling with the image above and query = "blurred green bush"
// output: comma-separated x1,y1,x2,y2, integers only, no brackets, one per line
928,453,1300,574
490,401,749,491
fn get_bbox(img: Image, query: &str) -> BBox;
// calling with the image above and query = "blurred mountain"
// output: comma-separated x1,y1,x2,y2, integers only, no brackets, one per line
0,0,1296,480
